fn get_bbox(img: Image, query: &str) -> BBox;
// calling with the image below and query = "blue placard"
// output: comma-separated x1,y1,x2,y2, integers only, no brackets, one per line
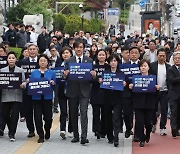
28,78,52,95
119,64,140,80
100,72,125,91
68,63,92,80
51,67,64,83
132,75,156,93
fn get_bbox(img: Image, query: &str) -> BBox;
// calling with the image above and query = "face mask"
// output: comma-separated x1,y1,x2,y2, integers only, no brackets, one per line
117,49,121,54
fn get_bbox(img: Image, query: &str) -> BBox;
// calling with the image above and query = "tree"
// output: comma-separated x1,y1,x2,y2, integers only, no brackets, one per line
7,0,52,25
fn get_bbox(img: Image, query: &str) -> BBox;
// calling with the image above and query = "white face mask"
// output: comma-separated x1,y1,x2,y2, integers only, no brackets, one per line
51,34,54,37
117,49,121,54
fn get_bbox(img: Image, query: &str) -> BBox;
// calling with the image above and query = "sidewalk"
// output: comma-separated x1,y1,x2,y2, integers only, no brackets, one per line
132,119,180,154
0,106,132,154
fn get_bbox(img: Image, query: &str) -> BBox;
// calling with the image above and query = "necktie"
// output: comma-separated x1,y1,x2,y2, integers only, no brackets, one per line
78,57,81,63
178,67,180,73
32,58,35,62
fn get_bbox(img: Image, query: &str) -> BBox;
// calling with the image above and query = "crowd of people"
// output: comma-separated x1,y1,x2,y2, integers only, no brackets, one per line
0,23,180,148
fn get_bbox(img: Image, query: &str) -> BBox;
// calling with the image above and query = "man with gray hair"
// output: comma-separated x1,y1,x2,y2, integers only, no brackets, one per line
167,52,180,138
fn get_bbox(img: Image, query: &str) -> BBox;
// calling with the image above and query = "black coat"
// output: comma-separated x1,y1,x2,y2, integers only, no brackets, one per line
37,33,49,52
90,63,110,105
55,58,66,98
150,61,170,93
132,92,156,109
167,65,180,100
150,61,171,76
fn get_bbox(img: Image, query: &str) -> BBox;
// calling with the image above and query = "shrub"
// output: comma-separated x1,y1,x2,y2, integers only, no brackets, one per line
10,47,22,59
53,13,66,31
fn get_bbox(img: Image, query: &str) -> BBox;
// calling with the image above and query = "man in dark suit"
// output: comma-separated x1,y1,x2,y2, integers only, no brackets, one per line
122,47,140,140
167,52,180,137
19,44,39,138
120,47,130,64
64,40,96,145
150,48,171,135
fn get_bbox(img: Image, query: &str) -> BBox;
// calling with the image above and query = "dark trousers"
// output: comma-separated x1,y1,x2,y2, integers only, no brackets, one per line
178,104,180,130
104,104,113,141
123,98,133,131
104,104,123,141
113,104,123,137
24,94,35,133
20,100,25,118
0,101,6,131
53,86,59,110
33,100,53,139
152,91,168,129
2,102,20,136
69,95,89,139
92,104,106,135
135,109,153,142
59,95,72,133
169,98,180,130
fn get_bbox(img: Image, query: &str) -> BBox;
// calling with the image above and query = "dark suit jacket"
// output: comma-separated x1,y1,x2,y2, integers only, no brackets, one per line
150,61,171,76
65,56,93,98
150,61,170,92
122,61,139,98
167,65,180,100
18,57,39,95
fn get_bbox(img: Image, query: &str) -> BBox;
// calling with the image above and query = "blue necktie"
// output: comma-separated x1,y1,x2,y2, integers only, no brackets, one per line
78,57,81,63
178,67,180,73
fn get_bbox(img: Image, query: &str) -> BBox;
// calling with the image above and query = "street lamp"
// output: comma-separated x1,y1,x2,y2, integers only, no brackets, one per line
79,3,84,30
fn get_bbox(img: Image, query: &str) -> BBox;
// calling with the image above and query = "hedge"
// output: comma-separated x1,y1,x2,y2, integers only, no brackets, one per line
53,13,102,35
10,47,22,59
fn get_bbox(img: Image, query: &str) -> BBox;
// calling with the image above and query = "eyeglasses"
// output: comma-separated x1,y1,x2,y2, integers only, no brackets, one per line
174,57,180,60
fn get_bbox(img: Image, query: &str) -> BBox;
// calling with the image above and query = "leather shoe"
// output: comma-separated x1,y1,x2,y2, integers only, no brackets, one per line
45,131,50,140
0,129,4,136
80,138,89,144
95,132,101,139
71,138,79,143
139,141,145,147
133,135,140,142
114,141,119,147
108,140,114,144
37,138,44,143
100,134,106,138
177,131,180,136
172,129,177,137
125,131,131,138
145,133,150,143
27,132,35,138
